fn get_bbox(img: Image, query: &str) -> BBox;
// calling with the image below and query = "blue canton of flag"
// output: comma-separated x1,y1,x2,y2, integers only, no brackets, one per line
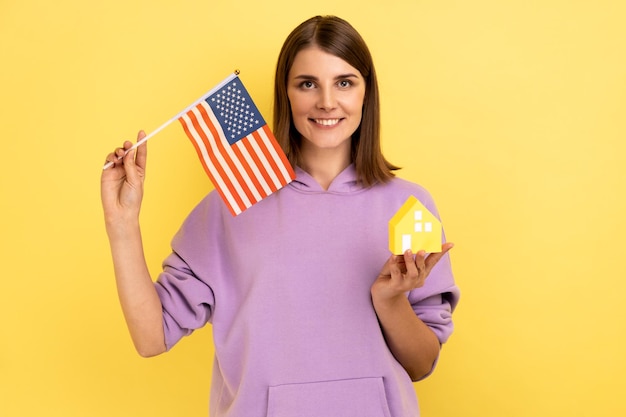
207,81,264,146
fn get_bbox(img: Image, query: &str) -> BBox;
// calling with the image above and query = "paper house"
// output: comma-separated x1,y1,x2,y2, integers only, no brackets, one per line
389,196,442,254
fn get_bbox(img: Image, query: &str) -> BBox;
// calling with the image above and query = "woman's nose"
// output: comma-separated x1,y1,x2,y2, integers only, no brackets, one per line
316,88,337,111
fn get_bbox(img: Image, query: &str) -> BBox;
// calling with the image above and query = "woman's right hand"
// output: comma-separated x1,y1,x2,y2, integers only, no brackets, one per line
101,130,147,229
100,130,166,357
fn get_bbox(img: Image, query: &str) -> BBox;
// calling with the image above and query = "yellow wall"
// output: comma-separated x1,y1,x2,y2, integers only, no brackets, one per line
1,0,624,415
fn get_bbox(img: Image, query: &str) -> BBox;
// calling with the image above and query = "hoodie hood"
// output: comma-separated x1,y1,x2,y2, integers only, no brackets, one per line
289,164,365,194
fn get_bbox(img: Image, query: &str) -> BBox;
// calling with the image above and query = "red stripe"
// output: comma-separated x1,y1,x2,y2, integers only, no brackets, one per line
261,124,296,182
252,129,288,188
195,104,256,208
230,141,268,201
242,134,278,193
179,117,213,179
179,115,238,216
185,106,245,214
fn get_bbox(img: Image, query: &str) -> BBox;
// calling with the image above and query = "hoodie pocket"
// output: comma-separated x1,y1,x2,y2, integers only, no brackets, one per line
267,377,392,417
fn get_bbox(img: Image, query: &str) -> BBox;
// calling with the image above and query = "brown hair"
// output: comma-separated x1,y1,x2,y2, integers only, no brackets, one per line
273,15,399,187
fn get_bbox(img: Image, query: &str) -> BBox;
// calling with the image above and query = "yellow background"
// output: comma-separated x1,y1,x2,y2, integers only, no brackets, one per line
1,0,624,415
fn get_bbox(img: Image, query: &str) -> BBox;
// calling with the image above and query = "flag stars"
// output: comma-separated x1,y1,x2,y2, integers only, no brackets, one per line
207,80,265,142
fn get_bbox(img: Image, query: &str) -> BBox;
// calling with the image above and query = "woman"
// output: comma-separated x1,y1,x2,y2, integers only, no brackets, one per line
102,15,459,417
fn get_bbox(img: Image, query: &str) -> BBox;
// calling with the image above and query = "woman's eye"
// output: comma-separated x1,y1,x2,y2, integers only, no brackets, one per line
338,80,352,88
300,81,315,89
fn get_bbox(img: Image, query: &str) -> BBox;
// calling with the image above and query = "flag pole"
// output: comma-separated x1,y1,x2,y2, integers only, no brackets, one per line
103,70,240,170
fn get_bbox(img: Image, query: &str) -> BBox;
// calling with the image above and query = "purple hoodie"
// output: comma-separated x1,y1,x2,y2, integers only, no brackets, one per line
155,165,460,417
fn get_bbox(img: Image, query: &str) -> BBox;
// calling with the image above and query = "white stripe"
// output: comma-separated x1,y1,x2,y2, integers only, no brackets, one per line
182,112,243,212
247,135,282,189
180,113,242,213
193,104,254,209
199,103,263,204
233,140,274,196
257,127,294,183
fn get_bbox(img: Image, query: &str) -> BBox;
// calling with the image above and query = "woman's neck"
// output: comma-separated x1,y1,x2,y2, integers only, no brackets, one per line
299,144,351,191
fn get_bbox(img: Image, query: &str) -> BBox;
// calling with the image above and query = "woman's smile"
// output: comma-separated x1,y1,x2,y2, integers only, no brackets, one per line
311,118,342,126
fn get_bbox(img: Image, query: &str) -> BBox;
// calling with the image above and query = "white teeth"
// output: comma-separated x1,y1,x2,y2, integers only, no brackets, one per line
314,119,340,126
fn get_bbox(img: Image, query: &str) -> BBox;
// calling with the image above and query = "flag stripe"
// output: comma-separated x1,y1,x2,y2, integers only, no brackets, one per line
180,110,245,215
189,105,249,212
249,131,283,191
252,129,288,189
239,136,278,193
185,104,250,211
259,124,296,183
230,139,271,199
179,115,241,215
242,140,275,196
196,103,260,206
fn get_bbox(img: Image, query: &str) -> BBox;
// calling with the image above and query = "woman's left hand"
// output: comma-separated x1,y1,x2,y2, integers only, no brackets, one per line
371,243,454,305
370,242,454,380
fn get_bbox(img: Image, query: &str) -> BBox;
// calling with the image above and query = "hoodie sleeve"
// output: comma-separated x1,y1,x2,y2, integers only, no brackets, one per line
156,253,215,351
408,250,460,345
154,193,224,351
405,248,459,381
404,184,460,379
408,185,460,344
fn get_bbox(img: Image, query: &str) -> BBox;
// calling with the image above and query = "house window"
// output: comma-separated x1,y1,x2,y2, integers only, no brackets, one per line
414,210,432,233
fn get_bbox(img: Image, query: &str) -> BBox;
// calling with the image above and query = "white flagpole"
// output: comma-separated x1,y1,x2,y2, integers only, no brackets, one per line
103,71,240,170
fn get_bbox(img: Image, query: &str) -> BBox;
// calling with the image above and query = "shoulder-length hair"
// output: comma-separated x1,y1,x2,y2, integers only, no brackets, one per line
273,15,399,187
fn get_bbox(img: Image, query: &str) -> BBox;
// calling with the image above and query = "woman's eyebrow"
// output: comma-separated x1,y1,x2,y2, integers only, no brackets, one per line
292,73,360,80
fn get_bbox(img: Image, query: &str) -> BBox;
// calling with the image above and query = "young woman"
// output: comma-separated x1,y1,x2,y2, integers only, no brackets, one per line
102,15,459,417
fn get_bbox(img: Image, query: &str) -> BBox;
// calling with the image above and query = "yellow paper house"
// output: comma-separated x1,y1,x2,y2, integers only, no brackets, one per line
389,196,442,254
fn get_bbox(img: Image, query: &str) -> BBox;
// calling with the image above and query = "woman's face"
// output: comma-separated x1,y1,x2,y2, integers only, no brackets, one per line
287,46,366,156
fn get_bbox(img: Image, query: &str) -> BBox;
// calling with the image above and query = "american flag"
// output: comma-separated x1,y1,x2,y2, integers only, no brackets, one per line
178,75,295,216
